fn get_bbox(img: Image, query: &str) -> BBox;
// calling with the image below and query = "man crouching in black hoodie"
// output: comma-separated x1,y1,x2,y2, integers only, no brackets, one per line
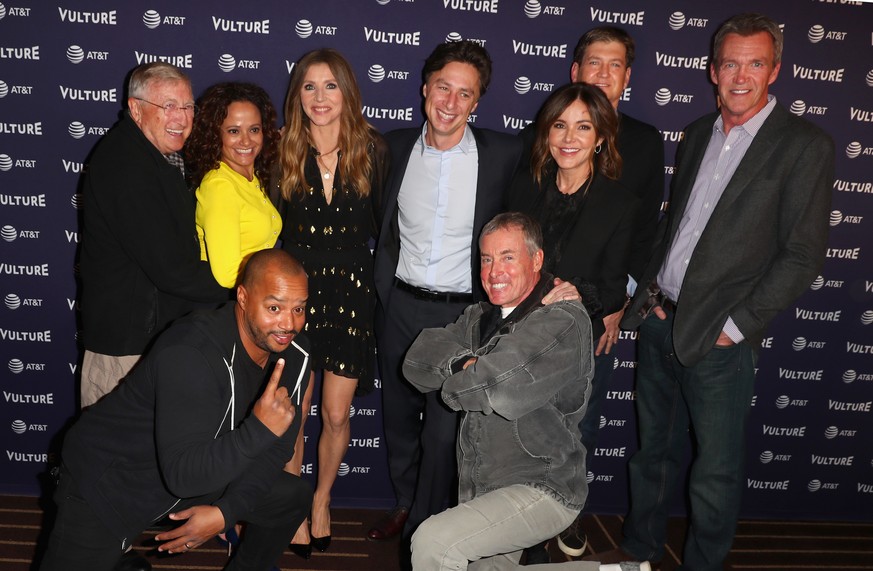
40,249,312,571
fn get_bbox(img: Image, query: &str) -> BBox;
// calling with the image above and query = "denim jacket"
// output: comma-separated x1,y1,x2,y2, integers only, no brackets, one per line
403,274,594,509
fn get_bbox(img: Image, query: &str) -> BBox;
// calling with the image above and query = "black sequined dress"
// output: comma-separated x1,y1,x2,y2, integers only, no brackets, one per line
280,148,384,394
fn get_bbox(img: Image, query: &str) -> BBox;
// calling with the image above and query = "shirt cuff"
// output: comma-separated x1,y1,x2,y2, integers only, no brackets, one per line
722,317,745,344
626,275,638,296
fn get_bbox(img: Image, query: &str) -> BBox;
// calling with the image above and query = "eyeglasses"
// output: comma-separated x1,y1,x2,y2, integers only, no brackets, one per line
134,98,197,115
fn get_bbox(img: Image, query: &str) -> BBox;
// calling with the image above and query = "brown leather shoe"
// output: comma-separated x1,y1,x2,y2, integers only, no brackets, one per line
367,506,409,541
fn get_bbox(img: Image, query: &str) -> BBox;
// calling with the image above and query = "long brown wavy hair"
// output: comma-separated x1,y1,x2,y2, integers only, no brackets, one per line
184,82,280,191
280,49,374,199
531,82,621,187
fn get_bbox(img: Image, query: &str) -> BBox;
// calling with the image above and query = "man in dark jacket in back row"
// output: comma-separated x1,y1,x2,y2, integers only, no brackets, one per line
40,250,312,571
403,213,648,571
79,61,229,408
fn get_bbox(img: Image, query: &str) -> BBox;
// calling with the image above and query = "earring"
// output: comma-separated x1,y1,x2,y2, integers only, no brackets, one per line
594,144,602,154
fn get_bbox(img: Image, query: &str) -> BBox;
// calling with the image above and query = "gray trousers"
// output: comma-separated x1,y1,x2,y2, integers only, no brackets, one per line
411,484,600,570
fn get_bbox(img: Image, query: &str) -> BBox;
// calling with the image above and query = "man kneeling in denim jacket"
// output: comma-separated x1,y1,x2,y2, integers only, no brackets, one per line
404,212,651,571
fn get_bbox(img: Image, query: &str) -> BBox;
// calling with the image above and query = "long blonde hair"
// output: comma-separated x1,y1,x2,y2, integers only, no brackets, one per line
279,49,374,199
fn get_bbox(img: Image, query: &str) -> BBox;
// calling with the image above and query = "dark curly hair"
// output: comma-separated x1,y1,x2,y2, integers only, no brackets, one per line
184,82,280,191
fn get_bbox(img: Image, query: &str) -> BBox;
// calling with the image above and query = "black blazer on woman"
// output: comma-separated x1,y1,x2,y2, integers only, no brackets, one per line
508,171,639,340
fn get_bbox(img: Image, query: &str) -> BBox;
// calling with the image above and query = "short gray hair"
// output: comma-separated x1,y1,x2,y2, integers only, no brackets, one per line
480,212,543,257
128,62,191,99
713,13,783,66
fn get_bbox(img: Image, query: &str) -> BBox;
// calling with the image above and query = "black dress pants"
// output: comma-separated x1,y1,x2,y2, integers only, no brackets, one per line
376,286,468,538
39,467,311,571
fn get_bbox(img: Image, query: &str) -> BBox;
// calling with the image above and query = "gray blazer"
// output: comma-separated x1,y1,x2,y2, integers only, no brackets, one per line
622,103,834,366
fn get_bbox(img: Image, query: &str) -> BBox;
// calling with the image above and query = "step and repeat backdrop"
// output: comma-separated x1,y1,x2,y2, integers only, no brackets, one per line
1,0,871,520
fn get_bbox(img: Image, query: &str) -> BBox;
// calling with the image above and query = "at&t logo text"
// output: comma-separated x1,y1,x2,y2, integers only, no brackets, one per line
667,12,708,30
523,1,566,17
0,80,33,96
142,10,185,28
1,225,39,241
367,64,410,83
654,88,694,106
789,100,827,116
513,77,555,95
758,450,791,463
217,54,260,72
0,4,31,17
7,358,45,372
845,141,873,159
4,294,44,309
807,24,847,42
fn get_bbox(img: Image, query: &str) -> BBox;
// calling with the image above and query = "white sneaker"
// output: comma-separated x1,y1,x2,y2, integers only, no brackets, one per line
599,563,652,571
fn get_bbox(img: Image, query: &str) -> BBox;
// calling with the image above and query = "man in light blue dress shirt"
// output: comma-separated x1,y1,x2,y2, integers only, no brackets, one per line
369,41,524,557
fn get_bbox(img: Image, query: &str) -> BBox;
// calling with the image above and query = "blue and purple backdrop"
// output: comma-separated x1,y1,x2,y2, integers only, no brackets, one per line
1,0,872,520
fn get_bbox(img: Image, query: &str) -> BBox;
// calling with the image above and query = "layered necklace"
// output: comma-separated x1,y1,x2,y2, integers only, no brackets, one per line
315,146,340,180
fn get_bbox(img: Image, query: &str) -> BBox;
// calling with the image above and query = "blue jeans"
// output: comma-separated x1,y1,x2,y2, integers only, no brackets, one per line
412,485,598,570
621,310,756,571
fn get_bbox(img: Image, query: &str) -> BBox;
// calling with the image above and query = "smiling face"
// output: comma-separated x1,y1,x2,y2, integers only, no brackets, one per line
548,99,602,179
571,40,631,109
219,101,263,180
710,31,781,133
129,79,194,155
480,226,543,309
300,62,344,128
422,61,481,150
236,267,308,365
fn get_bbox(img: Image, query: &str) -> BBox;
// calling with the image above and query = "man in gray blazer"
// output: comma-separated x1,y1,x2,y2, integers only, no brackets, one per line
591,13,834,571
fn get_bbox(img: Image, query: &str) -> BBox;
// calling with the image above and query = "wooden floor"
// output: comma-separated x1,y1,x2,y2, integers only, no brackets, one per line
2,494,872,570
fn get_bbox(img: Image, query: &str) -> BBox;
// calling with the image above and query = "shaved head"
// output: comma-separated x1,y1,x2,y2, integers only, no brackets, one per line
240,249,305,290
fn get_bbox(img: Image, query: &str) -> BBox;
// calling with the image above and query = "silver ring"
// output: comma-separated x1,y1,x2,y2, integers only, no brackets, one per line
185,542,191,549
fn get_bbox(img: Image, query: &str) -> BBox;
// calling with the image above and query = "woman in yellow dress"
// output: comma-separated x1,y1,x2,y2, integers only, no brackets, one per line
186,82,281,288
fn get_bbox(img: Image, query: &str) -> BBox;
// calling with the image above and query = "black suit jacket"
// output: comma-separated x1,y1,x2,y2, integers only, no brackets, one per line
374,126,522,306
81,114,229,355
623,103,834,366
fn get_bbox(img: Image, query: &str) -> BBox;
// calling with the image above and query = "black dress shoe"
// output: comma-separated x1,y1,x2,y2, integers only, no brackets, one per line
367,506,409,541
311,535,331,552
113,551,151,571
288,542,312,560
523,540,551,564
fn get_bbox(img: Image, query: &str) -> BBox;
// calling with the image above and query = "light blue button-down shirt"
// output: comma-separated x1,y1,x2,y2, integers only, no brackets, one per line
396,124,478,293
657,96,777,342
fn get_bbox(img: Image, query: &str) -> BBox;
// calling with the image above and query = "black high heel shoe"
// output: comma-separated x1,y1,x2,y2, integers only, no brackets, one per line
311,535,332,552
288,542,312,560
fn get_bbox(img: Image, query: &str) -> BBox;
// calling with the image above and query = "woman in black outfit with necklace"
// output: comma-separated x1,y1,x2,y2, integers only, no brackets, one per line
508,84,639,548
